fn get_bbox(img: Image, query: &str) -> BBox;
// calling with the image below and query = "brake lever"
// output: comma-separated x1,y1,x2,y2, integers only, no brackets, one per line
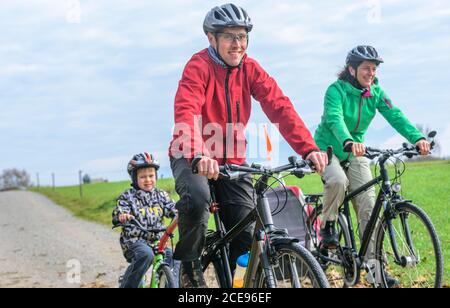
191,155,203,174
343,143,353,153
326,146,333,166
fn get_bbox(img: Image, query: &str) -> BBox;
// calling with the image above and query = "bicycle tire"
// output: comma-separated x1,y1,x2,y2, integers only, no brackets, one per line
253,242,330,288
306,204,359,288
374,202,443,288
201,254,229,288
156,264,177,288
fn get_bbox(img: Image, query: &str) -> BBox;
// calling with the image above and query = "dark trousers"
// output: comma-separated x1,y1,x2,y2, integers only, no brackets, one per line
170,157,255,270
120,241,154,288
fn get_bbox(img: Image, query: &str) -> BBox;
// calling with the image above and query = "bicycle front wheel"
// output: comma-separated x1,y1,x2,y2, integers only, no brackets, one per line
254,242,329,288
375,202,443,288
155,264,177,288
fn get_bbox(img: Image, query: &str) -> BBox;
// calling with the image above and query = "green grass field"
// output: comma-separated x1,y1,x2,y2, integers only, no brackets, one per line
32,160,449,286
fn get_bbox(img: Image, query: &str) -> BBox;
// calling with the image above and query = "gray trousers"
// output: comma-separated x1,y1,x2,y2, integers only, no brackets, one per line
321,155,376,258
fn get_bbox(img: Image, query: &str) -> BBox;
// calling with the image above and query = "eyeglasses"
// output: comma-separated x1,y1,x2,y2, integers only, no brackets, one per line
216,32,248,44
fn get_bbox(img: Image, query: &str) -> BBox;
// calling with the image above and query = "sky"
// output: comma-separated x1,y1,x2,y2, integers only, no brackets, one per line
1,0,449,186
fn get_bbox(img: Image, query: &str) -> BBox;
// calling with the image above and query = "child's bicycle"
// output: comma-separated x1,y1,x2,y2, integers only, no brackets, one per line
113,217,179,288
305,131,443,288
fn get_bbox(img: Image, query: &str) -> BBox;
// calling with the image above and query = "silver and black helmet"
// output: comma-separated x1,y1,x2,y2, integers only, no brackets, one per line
203,3,253,34
346,45,384,66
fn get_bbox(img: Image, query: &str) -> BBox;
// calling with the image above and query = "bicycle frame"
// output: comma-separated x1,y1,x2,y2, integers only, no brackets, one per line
339,154,405,269
149,252,167,288
203,175,298,288
138,218,178,288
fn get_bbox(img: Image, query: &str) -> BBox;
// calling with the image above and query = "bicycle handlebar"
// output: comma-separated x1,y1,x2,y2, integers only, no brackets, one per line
343,140,434,160
112,218,167,234
192,146,333,181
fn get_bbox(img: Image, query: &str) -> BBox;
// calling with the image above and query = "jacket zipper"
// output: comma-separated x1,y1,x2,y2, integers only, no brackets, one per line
346,95,364,161
352,95,364,133
224,69,232,163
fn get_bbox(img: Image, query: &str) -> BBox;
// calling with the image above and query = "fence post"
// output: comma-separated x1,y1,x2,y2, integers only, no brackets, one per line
78,170,83,198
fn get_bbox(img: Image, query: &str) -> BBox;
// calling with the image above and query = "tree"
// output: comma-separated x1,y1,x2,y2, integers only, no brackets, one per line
0,169,31,191
82,174,91,184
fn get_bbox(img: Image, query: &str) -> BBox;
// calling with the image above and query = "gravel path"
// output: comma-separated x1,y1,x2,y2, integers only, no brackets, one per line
0,191,127,288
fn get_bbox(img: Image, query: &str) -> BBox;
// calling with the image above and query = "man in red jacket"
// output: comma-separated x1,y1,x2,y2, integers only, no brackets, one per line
169,3,328,288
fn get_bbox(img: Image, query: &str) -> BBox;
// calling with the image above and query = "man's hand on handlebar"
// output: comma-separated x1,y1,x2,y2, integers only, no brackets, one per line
306,151,329,174
196,156,220,180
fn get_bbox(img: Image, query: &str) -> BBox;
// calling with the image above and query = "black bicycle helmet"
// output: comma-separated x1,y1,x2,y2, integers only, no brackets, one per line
346,45,384,67
203,3,253,34
127,152,160,188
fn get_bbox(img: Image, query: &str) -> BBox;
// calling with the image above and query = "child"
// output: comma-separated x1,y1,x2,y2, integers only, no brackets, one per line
112,152,177,288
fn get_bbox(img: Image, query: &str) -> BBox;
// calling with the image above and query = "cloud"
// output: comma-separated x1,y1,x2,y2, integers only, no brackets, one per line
380,134,408,150
438,124,450,157
81,155,130,175
0,63,44,77
78,28,132,47
1,0,449,185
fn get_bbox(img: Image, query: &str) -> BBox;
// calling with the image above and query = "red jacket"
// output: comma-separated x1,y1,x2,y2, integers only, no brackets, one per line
169,49,319,165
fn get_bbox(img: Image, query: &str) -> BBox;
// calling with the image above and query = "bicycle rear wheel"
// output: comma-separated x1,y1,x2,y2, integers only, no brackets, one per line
306,205,358,288
202,254,228,288
375,202,443,288
201,230,231,288
254,242,329,288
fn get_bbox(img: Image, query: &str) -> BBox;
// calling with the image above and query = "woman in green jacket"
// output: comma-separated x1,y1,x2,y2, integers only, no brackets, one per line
314,45,430,286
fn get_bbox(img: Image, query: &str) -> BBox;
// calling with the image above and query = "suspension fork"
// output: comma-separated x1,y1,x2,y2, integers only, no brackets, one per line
386,203,417,266
245,219,276,288
383,201,404,264
400,211,417,258
259,230,277,288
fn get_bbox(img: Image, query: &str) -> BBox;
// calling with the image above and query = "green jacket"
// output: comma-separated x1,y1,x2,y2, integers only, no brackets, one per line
314,78,424,161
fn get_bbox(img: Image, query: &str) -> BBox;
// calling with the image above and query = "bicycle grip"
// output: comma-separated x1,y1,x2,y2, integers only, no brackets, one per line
191,155,203,174
343,143,353,153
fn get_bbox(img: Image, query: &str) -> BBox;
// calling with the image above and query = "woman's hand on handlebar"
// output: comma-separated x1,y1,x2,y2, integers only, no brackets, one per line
306,151,329,174
344,141,366,157
415,139,431,156
196,156,220,180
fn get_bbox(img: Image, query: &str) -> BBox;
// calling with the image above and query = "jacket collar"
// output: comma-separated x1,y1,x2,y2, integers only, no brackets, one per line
339,77,378,97
207,45,247,70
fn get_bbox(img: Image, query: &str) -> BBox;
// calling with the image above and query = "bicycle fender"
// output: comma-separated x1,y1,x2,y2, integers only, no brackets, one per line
271,236,299,246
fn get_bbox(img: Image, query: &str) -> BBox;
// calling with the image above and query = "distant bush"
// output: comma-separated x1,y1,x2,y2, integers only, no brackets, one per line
0,169,31,191
83,174,91,184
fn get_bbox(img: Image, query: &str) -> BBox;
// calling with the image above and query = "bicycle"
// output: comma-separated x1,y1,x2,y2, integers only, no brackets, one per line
192,150,332,288
305,131,443,288
113,217,179,288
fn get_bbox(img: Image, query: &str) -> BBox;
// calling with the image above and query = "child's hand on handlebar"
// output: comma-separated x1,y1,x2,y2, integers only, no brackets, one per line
119,214,135,224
